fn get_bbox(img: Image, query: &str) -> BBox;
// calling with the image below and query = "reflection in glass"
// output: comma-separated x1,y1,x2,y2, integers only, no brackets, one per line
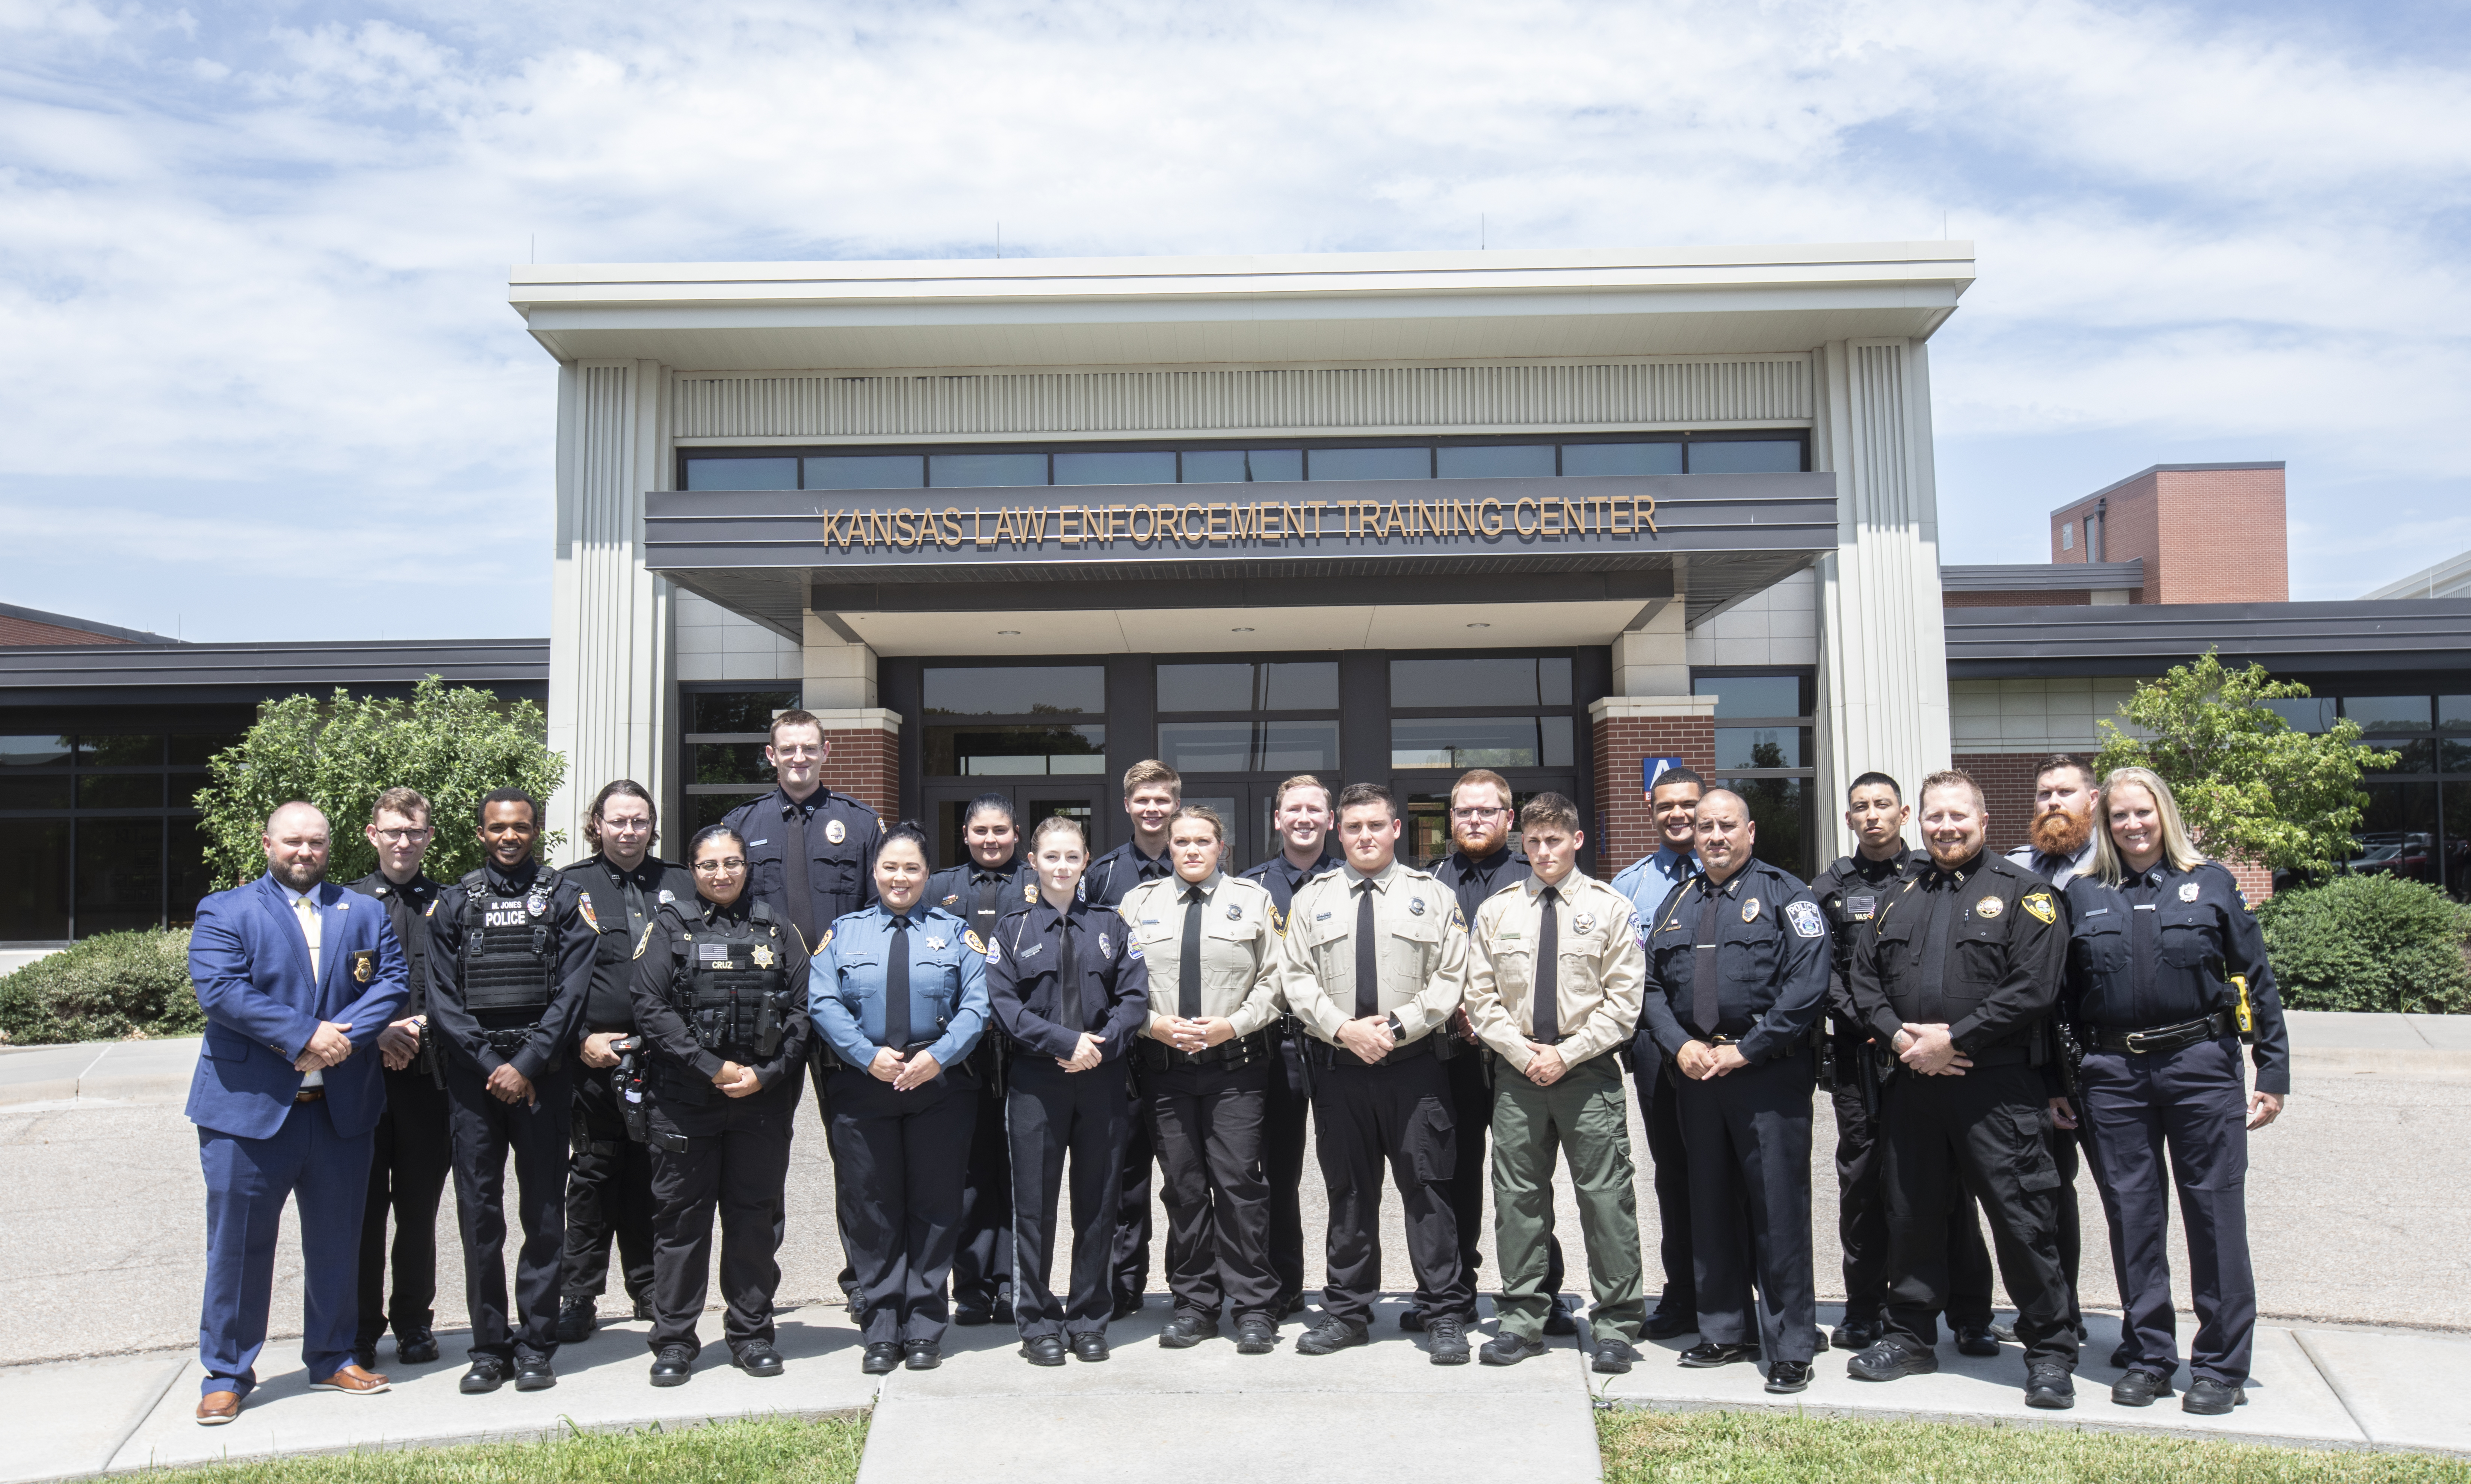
2262,698,2335,734
1561,442,1682,477
77,736,163,765
685,457,799,491
925,725,1108,776
1687,440,1803,474
929,453,1049,488
693,743,774,786
0,777,71,809
806,455,925,489
922,666,1105,716
170,818,218,925
2441,696,2471,733
1158,722,1339,773
688,690,800,734
1157,661,1340,712
2445,738,2471,774
1694,675,1804,719
1437,445,1555,479
1054,451,1176,486
2364,739,2436,774
1714,727,1807,770
1179,450,1248,484
2444,784,2471,900
1308,447,1430,481
76,817,163,936
1391,657,1571,708
0,819,71,939
2344,696,2432,733
80,775,164,810
168,734,245,766
0,735,71,767
2350,782,2441,885
168,773,210,811
1390,717,1556,769
1719,776,1812,880
1245,450,1303,482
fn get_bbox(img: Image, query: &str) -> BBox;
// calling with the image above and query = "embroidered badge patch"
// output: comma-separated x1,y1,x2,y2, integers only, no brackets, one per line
2021,892,2058,925
816,928,834,953
1974,895,2005,919
1785,900,1825,939
578,897,601,933
942,894,959,907
964,930,987,956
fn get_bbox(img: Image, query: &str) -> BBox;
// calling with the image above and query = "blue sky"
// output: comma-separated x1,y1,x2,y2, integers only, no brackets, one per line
3,0,2466,639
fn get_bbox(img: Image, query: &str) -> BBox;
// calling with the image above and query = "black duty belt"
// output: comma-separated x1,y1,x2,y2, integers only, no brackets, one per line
1301,1031,1437,1069
2093,1010,2236,1056
1140,1029,1274,1071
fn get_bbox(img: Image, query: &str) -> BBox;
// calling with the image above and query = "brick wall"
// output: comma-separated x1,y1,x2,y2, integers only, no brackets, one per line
821,726,898,821
1592,713,1715,867
2048,465,2287,605
0,615,127,645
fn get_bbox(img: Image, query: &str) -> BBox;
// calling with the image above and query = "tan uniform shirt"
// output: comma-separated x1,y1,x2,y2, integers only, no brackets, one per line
1464,871,1644,1073
1120,871,1282,1037
1271,859,1467,1045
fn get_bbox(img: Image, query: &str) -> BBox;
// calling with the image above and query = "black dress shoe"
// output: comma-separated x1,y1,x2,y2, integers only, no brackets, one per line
1847,1339,1939,1381
1832,1317,1882,1352
2182,1378,2247,1415
1110,1293,1144,1322
459,1357,508,1394
633,1296,656,1322
2110,1338,2139,1370
352,1345,378,1372
1235,1314,1279,1354
904,1341,941,1371
396,1331,440,1365
1765,1360,1812,1394
1070,1331,1111,1363
1426,1315,1471,1366
2025,1361,2076,1409
1678,1341,1759,1368
1160,1311,1219,1349
1543,1301,1579,1338
514,1357,556,1392
731,1344,784,1378
1296,1317,1369,1355
555,1297,598,1344
992,1300,1015,1325
862,1342,901,1375
1398,1307,1427,1333
650,1347,695,1387
1956,1325,2002,1358
1592,1339,1640,1375
1643,1310,1699,1341
954,1306,993,1327
1019,1335,1067,1367
2112,1368,2174,1407
1279,1294,1309,1319
1481,1333,1549,1366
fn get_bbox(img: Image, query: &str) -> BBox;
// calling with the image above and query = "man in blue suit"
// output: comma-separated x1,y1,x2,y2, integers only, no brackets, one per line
186,801,410,1424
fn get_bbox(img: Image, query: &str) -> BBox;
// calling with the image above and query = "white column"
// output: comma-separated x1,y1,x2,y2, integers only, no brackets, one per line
803,615,881,710
1811,338,1953,857
546,359,673,859
1611,588,1689,698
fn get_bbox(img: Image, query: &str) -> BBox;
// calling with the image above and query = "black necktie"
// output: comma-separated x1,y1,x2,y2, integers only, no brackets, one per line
1180,885,1206,1019
975,869,1005,935
1354,880,1380,1019
1057,915,1084,1034
620,873,648,941
1690,885,1724,1036
884,915,911,1050
1534,886,1561,1042
783,803,816,950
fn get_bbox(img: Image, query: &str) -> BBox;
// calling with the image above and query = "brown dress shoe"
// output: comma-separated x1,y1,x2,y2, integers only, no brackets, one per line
309,1363,391,1395
195,1391,242,1425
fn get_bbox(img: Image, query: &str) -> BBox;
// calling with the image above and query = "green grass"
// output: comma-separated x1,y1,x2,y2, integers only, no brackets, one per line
118,1414,867,1483
1599,1408,2471,1483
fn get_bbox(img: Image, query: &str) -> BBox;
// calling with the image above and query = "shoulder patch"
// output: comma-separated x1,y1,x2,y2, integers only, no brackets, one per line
1785,899,1825,939
964,929,986,956
577,897,600,933
2021,891,2057,924
817,927,834,953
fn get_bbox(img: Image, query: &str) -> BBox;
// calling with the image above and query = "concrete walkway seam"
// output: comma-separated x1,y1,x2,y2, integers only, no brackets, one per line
98,1360,188,1477
2293,1329,2381,1449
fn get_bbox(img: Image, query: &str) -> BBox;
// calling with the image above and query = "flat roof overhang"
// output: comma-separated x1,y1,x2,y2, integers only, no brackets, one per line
509,244,1974,371
0,639,551,708
650,472,1835,656
1944,601,2471,679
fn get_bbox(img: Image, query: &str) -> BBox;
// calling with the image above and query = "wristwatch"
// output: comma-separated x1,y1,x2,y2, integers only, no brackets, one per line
1387,1012,1407,1044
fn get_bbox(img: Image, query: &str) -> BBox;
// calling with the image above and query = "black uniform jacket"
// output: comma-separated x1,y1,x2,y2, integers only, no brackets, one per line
1809,848,1923,1028
345,869,441,1021
1239,848,1344,934
925,854,1037,945
722,787,882,949
985,897,1152,1063
2061,860,2290,1095
564,853,698,1035
1638,857,1831,1064
1848,851,2064,1062
1080,839,1172,911
426,858,598,1082
1431,846,1532,929
628,892,813,1112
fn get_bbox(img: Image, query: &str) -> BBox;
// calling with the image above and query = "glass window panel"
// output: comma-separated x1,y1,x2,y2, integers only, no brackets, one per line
929,452,1048,488
1390,717,1543,769
1054,451,1176,486
1561,441,1682,477
692,743,774,786
168,772,210,811
687,690,801,735
0,819,70,939
169,818,218,927
2350,782,2440,886
1157,661,1339,713
76,817,163,936
689,794,760,832
0,776,71,809
2365,738,2436,774
1694,675,1805,719
685,457,798,491
805,455,925,490
2343,696,2432,733
2444,737,2471,774
0,735,72,767
1687,439,1803,474
1265,662,1340,710
922,666,1105,717
1392,657,1561,708
76,735,163,765
925,725,1107,777
1714,726,1806,770
1179,450,1248,484
1156,722,1339,774
1540,657,1572,707
1540,714,1574,768
1246,450,1303,482
1719,777,1813,881
2262,698,2335,734
2446,784,2471,901
79,775,163,809
2441,696,2471,733
1436,444,1555,479
168,734,244,766
1308,447,1430,481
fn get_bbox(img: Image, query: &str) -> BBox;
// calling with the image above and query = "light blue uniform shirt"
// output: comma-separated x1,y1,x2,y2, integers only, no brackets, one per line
1610,845,1697,941
809,904,989,1072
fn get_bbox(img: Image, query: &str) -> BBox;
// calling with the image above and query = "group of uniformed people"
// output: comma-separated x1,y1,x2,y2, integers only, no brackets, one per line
192,706,2288,1419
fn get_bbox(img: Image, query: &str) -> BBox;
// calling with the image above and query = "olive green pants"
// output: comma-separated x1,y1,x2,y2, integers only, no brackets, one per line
1489,1051,1646,1344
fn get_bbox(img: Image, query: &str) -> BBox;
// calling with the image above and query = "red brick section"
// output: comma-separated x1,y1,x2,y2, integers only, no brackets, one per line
821,727,898,821
1954,751,2275,902
1593,714,1715,867
0,615,129,645
2048,466,2287,605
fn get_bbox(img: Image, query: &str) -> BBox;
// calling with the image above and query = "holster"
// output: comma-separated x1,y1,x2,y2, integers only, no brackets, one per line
610,1037,650,1144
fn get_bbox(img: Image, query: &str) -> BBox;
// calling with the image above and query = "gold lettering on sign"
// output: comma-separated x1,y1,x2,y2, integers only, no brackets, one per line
1513,498,1539,537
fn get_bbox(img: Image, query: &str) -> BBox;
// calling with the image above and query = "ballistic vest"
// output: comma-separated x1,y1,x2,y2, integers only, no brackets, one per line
457,868,562,1021
667,900,793,1058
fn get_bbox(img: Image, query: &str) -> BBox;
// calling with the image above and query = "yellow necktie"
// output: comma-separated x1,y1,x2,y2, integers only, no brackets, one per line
293,893,323,980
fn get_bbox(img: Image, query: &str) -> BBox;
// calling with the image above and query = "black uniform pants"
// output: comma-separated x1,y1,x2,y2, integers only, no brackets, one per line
1629,1051,1696,1318
808,1050,860,1302
2079,1036,2256,1386
1676,1054,1817,1363
1880,1064,2076,1369
1112,1061,1154,1307
1148,1053,1280,1322
445,1061,574,1365
1830,1067,1994,1327
355,1064,453,1347
829,1068,974,1347
1262,1027,1313,1309
1311,1050,1472,1328
1007,1056,1132,1339
1436,1050,1566,1309
561,1069,655,1308
951,1075,1015,1313
645,1075,802,1358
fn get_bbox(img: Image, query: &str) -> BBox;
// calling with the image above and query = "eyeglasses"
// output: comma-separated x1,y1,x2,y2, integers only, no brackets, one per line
1450,806,1509,821
373,828,432,843
692,857,748,874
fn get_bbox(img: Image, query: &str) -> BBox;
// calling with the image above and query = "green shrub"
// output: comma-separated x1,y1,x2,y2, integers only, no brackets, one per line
2255,874,2471,1014
0,930,203,1046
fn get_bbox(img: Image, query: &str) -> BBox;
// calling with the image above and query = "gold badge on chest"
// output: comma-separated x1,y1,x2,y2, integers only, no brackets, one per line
1974,895,2004,919
751,945,774,968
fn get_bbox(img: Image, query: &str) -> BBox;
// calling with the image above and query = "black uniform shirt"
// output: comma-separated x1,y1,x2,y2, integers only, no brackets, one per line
1848,850,2064,1059
1239,848,1345,933
984,897,1152,1062
925,854,1035,945
425,857,598,1081
629,891,813,1096
1638,857,1830,1063
345,869,441,1019
565,852,697,1034
723,786,882,951
1431,845,1532,930
2062,860,2290,1095
1809,847,1923,1026
1079,839,1171,911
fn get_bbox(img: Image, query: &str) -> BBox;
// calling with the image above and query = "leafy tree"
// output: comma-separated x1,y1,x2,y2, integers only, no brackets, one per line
2090,650,2394,877
193,677,567,890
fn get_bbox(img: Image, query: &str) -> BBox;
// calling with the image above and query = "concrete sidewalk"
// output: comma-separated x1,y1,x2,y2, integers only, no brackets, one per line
0,1037,198,1109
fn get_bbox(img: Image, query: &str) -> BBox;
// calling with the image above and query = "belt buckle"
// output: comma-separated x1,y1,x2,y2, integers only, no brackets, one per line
2122,1030,2153,1055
